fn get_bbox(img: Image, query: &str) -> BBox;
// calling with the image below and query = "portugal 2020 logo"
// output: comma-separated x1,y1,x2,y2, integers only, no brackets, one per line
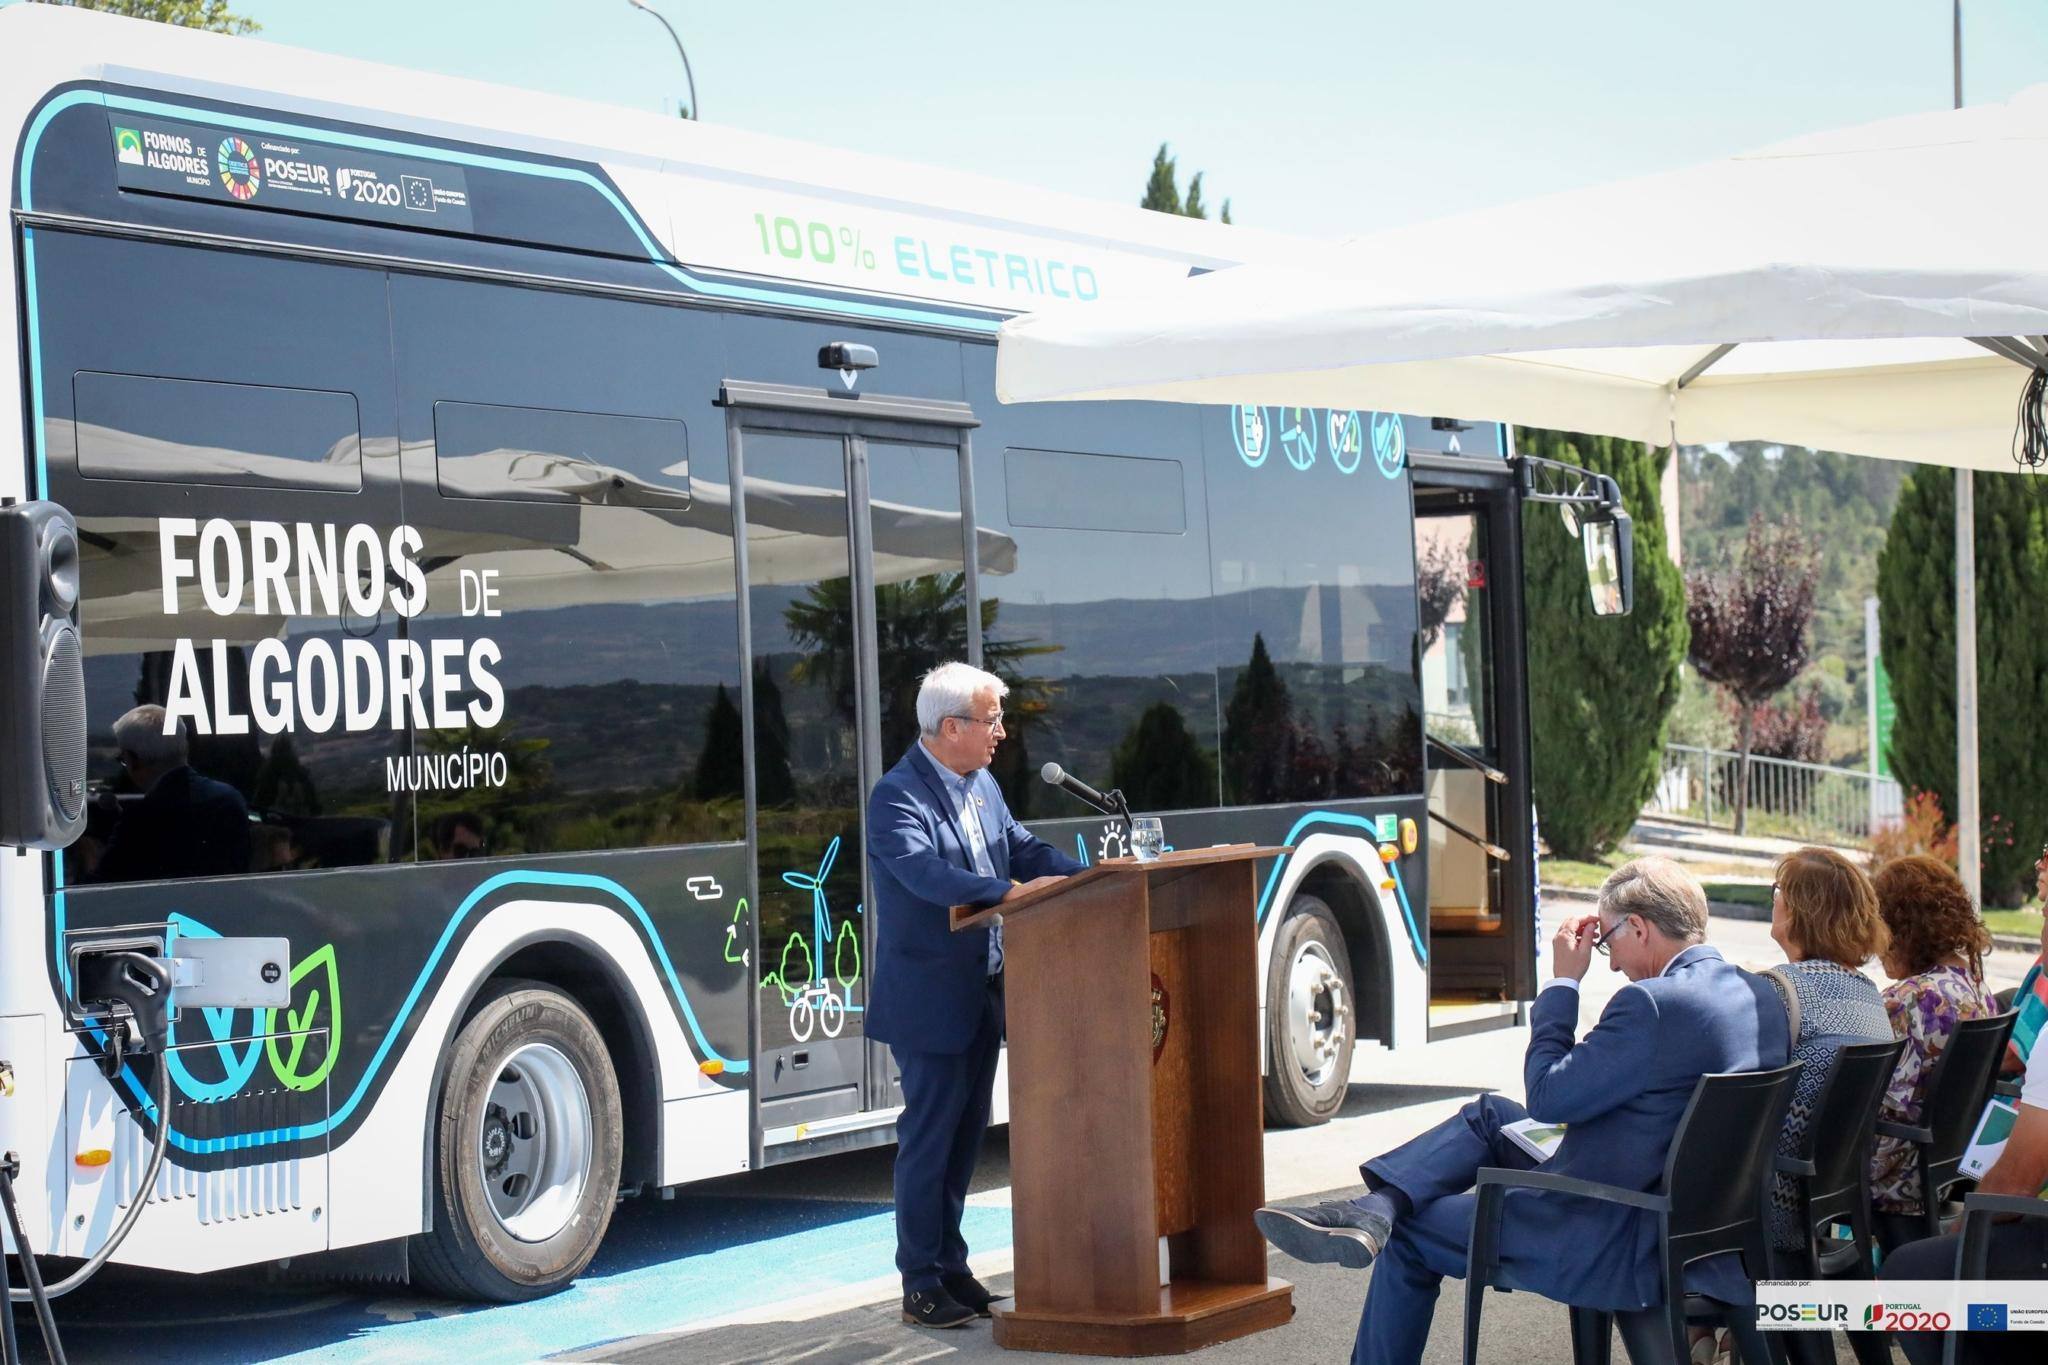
217,136,260,200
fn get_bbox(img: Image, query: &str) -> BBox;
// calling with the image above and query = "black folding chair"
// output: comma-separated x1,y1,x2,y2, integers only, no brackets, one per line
1941,1192,2048,1365
1875,1012,2017,1241
1463,1062,1802,1365
1770,1037,1906,1365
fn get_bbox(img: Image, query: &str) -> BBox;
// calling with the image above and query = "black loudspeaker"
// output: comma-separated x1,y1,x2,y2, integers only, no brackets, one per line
0,500,86,849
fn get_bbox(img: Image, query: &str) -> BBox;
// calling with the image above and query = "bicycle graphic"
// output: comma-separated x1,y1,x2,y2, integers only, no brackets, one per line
788,980,846,1041
766,836,863,1040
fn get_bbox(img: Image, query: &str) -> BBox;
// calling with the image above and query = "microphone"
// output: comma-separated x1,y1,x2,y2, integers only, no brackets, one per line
1040,762,1124,821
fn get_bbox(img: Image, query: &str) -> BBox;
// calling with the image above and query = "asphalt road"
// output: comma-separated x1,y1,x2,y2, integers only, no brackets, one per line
13,914,2031,1363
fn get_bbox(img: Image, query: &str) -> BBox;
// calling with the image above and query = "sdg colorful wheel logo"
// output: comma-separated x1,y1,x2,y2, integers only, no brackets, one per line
1369,410,1407,479
1232,405,1271,467
217,136,261,201
1328,410,1365,475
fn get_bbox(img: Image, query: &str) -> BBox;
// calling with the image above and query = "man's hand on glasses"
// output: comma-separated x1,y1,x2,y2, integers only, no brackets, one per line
1552,913,1601,982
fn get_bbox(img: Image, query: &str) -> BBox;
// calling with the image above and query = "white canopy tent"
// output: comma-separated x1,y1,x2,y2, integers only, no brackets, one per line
997,84,2048,903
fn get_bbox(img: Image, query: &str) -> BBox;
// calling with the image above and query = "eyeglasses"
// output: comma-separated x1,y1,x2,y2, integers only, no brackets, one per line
950,712,1005,732
1593,917,1630,956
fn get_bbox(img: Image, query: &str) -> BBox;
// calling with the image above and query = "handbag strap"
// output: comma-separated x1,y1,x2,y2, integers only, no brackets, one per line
1763,963,1803,1046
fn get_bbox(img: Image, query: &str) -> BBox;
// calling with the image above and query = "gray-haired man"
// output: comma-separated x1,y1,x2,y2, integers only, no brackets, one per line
865,662,1083,1328
1255,857,1790,1365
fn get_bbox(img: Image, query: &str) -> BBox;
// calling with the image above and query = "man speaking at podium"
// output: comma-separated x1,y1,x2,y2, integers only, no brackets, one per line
867,661,1084,1330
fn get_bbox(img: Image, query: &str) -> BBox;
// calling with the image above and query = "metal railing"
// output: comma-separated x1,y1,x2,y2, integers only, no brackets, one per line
1652,745,1904,845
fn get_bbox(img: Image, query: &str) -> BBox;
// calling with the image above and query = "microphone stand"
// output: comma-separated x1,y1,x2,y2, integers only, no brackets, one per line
1105,788,1134,841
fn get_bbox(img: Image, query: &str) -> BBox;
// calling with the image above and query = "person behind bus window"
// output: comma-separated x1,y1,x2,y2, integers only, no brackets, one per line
428,810,487,860
87,704,251,883
1869,854,1997,1251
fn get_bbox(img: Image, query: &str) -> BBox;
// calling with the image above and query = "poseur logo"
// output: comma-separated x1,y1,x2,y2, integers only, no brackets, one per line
113,126,144,166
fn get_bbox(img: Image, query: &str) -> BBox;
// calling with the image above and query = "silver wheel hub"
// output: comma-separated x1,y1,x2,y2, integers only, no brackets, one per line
478,1042,592,1243
1284,941,1350,1090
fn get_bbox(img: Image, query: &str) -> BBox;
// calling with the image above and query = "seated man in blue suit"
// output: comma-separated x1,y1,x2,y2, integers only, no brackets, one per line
867,661,1084,1330
1255,857,1791,1365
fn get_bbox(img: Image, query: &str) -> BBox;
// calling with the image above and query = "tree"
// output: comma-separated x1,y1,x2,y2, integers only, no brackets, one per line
1141,144,1183,215
1522,428,1688,859
1220,634,1292,805
692,683,744,802
1685,514,1820,833
750,660,796,809
42,0,260,34
1877,465,2048,904
1111,702,1217,811
1140,143,1231,223
1416,535,1465,651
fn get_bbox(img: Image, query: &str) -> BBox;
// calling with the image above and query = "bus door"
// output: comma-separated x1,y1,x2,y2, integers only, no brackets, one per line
722,381,983,1150
1410,456,1538,1006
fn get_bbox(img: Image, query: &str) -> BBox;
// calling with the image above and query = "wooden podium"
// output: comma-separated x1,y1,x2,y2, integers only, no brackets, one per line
951,845,1294,1355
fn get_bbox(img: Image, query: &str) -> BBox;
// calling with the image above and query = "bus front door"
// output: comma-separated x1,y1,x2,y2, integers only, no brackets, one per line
725,382,982,1150
1412,463,1538,1008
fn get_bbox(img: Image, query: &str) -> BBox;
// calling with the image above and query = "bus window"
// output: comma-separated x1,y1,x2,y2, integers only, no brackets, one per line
1206,408,1424,803
75,372,363,493
978,414,1219,819
33,231,407,881
390,273,743,857
1003,448,1186,535
433,401,689,507
865,440,974,767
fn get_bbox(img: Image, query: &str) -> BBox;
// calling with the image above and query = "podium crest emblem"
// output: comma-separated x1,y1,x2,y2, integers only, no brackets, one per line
1150,972,1170,1062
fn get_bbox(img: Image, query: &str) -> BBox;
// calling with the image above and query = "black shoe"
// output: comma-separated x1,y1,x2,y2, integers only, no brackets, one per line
941,1272,1008,1317
903,1285,977,1328
1253,1198,1390,1270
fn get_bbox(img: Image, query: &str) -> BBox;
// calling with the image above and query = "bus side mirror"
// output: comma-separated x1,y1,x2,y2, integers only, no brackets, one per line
1581,509,1633,617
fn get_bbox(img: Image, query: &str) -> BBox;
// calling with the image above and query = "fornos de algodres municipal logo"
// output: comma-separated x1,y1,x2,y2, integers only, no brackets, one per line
217,136,261,200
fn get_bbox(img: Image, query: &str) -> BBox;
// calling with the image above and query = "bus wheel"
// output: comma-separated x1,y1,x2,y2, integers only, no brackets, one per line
1263,896,1355,1128
412,981,623,1301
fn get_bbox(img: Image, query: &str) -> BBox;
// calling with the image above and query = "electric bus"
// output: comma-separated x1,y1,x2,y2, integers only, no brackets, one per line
0,7,1630,1300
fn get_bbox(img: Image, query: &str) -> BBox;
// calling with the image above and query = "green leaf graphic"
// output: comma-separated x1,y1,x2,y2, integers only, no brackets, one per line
267,943,341,1092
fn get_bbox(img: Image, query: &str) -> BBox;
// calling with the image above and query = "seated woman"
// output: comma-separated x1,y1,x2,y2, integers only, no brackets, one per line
1767,847,1894,1258
1868,854,1997,1251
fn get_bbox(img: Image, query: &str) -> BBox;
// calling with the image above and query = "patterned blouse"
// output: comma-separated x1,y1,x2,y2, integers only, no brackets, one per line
1868,963,1997,1215
1770,959,1894,1250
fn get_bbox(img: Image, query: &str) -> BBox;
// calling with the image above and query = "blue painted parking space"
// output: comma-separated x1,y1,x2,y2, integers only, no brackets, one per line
24,1194,1012,1363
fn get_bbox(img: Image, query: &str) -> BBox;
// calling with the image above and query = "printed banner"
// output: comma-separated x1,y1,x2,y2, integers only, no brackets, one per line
1757,1280,2048,1333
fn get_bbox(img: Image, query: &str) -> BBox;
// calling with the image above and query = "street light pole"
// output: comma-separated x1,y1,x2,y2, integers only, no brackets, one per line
1953,0,1982,909
627,0,699,120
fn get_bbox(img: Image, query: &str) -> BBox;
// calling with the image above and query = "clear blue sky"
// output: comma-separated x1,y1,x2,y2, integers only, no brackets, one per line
22,0,2048,237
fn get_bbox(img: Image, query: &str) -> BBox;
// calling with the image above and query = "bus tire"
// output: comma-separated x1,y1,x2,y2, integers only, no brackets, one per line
411,980,623,1302
1262,895,1355,1128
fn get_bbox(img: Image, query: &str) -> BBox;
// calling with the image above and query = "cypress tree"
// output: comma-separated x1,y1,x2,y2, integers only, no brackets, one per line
1521,429,1688,858
1221,633,1292,805
692,683,745,802
1141,144,1182,214
1112,702,1218,811
1877,467,2048,904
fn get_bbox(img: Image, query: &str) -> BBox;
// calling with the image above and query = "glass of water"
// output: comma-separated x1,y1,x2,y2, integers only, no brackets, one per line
1130,816,1165,863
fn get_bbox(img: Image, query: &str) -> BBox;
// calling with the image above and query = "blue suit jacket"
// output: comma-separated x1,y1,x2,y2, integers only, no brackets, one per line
1508,945,1792,1309
864,745,1083,1054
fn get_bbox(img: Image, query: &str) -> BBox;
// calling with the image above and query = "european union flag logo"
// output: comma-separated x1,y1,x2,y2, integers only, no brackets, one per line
1967,1303,2008,1330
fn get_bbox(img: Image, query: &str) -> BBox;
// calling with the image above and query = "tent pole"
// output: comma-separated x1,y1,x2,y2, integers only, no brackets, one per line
1957,468,1981,908
1954,0,1983,909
